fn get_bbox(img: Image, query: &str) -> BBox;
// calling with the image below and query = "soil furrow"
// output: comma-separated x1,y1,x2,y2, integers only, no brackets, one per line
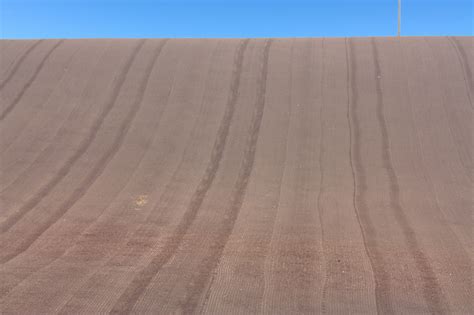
318,38,329,315
0,40,64,121
0,39,186,303
2,40,170,268
0,39,168,266
372,38,447,314
110,39,250,314
0,37,471,314
183,39,273,313
0,40,145,237
0,40,43,90
0,40,111,189
448,37,473,109
346,38,393,314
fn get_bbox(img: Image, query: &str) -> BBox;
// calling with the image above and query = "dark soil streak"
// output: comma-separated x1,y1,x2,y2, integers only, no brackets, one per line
425,38,472,181
447,37,473,109
0,40,63,121
0,40,112,188
317,38,329,315
0,40,146,239
184,39,273,314
110,39,251,314
0,40,43,90
346,38,393,315
372,38,447,314
0,39,169,266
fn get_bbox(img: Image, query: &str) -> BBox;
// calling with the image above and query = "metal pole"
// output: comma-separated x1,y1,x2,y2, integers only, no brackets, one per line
398,0,401,36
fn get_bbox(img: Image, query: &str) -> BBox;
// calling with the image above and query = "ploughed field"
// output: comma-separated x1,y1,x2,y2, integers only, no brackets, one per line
0,37,472,314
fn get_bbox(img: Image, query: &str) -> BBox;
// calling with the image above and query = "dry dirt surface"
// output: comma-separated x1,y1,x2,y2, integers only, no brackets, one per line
0,37,472,314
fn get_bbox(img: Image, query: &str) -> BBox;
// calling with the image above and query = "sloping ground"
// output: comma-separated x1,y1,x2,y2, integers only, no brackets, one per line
0,37,472,314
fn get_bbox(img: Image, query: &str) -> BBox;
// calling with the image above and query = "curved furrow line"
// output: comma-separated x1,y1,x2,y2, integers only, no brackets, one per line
372,38,447,314
261,38,294,314
0,40,112,189
346,38,392,315
0,40,43,90
0,39,166,265
317,38,329,315
447,37,473,109
425,38,472,183
110,38,250,315
184,39,273,313
405,38,473,312
397,37,473,282
0,41,84,158
0,39,64,121
0,39,176,301
55,42,215,314
0,39,146,237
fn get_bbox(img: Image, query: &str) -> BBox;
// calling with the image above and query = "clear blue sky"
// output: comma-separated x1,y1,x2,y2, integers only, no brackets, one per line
1,0,472,39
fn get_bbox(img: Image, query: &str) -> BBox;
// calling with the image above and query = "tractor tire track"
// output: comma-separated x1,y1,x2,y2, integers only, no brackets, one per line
261,39,294,314
0,39,168,265
0,41,84,159
0,39,177,301
447,37,473,109
0,39,166,265
425,38,472,182
372,38,446,314
183,39,273,313
55,41,216,314
0,39,145,237
0,40,43,90
318,38,329,315
0,37,469,314
397,38,472,313
346,38,393,315
0,40,64,121
0,40,111,190
110,38,250,314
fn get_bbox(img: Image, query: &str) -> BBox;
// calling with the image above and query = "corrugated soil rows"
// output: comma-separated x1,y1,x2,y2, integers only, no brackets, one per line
0,37,472,314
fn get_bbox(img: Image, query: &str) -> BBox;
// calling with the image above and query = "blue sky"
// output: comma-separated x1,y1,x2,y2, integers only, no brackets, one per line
1,0,472,39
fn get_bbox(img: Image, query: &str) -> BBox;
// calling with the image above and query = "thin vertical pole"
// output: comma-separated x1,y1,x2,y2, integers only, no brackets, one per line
398,0,401,36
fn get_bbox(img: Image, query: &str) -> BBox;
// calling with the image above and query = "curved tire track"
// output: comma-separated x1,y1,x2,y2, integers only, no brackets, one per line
425,38,472,182
0,39,169,264
447,37,473,109
0,40,111,189
317,38,329,315
0,39,176,300
0,40,146,250
183,39,273,313
0,40,64,121
0,40,43,90
110,38,251,314
56,42,217,314
0,38,169,294
0,39,168,262
372,38,446,314
0,37,469,313
397,38,472,314
346,38,393,314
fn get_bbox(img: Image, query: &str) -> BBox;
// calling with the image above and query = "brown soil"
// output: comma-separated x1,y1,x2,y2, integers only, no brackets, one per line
0,37,472,314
